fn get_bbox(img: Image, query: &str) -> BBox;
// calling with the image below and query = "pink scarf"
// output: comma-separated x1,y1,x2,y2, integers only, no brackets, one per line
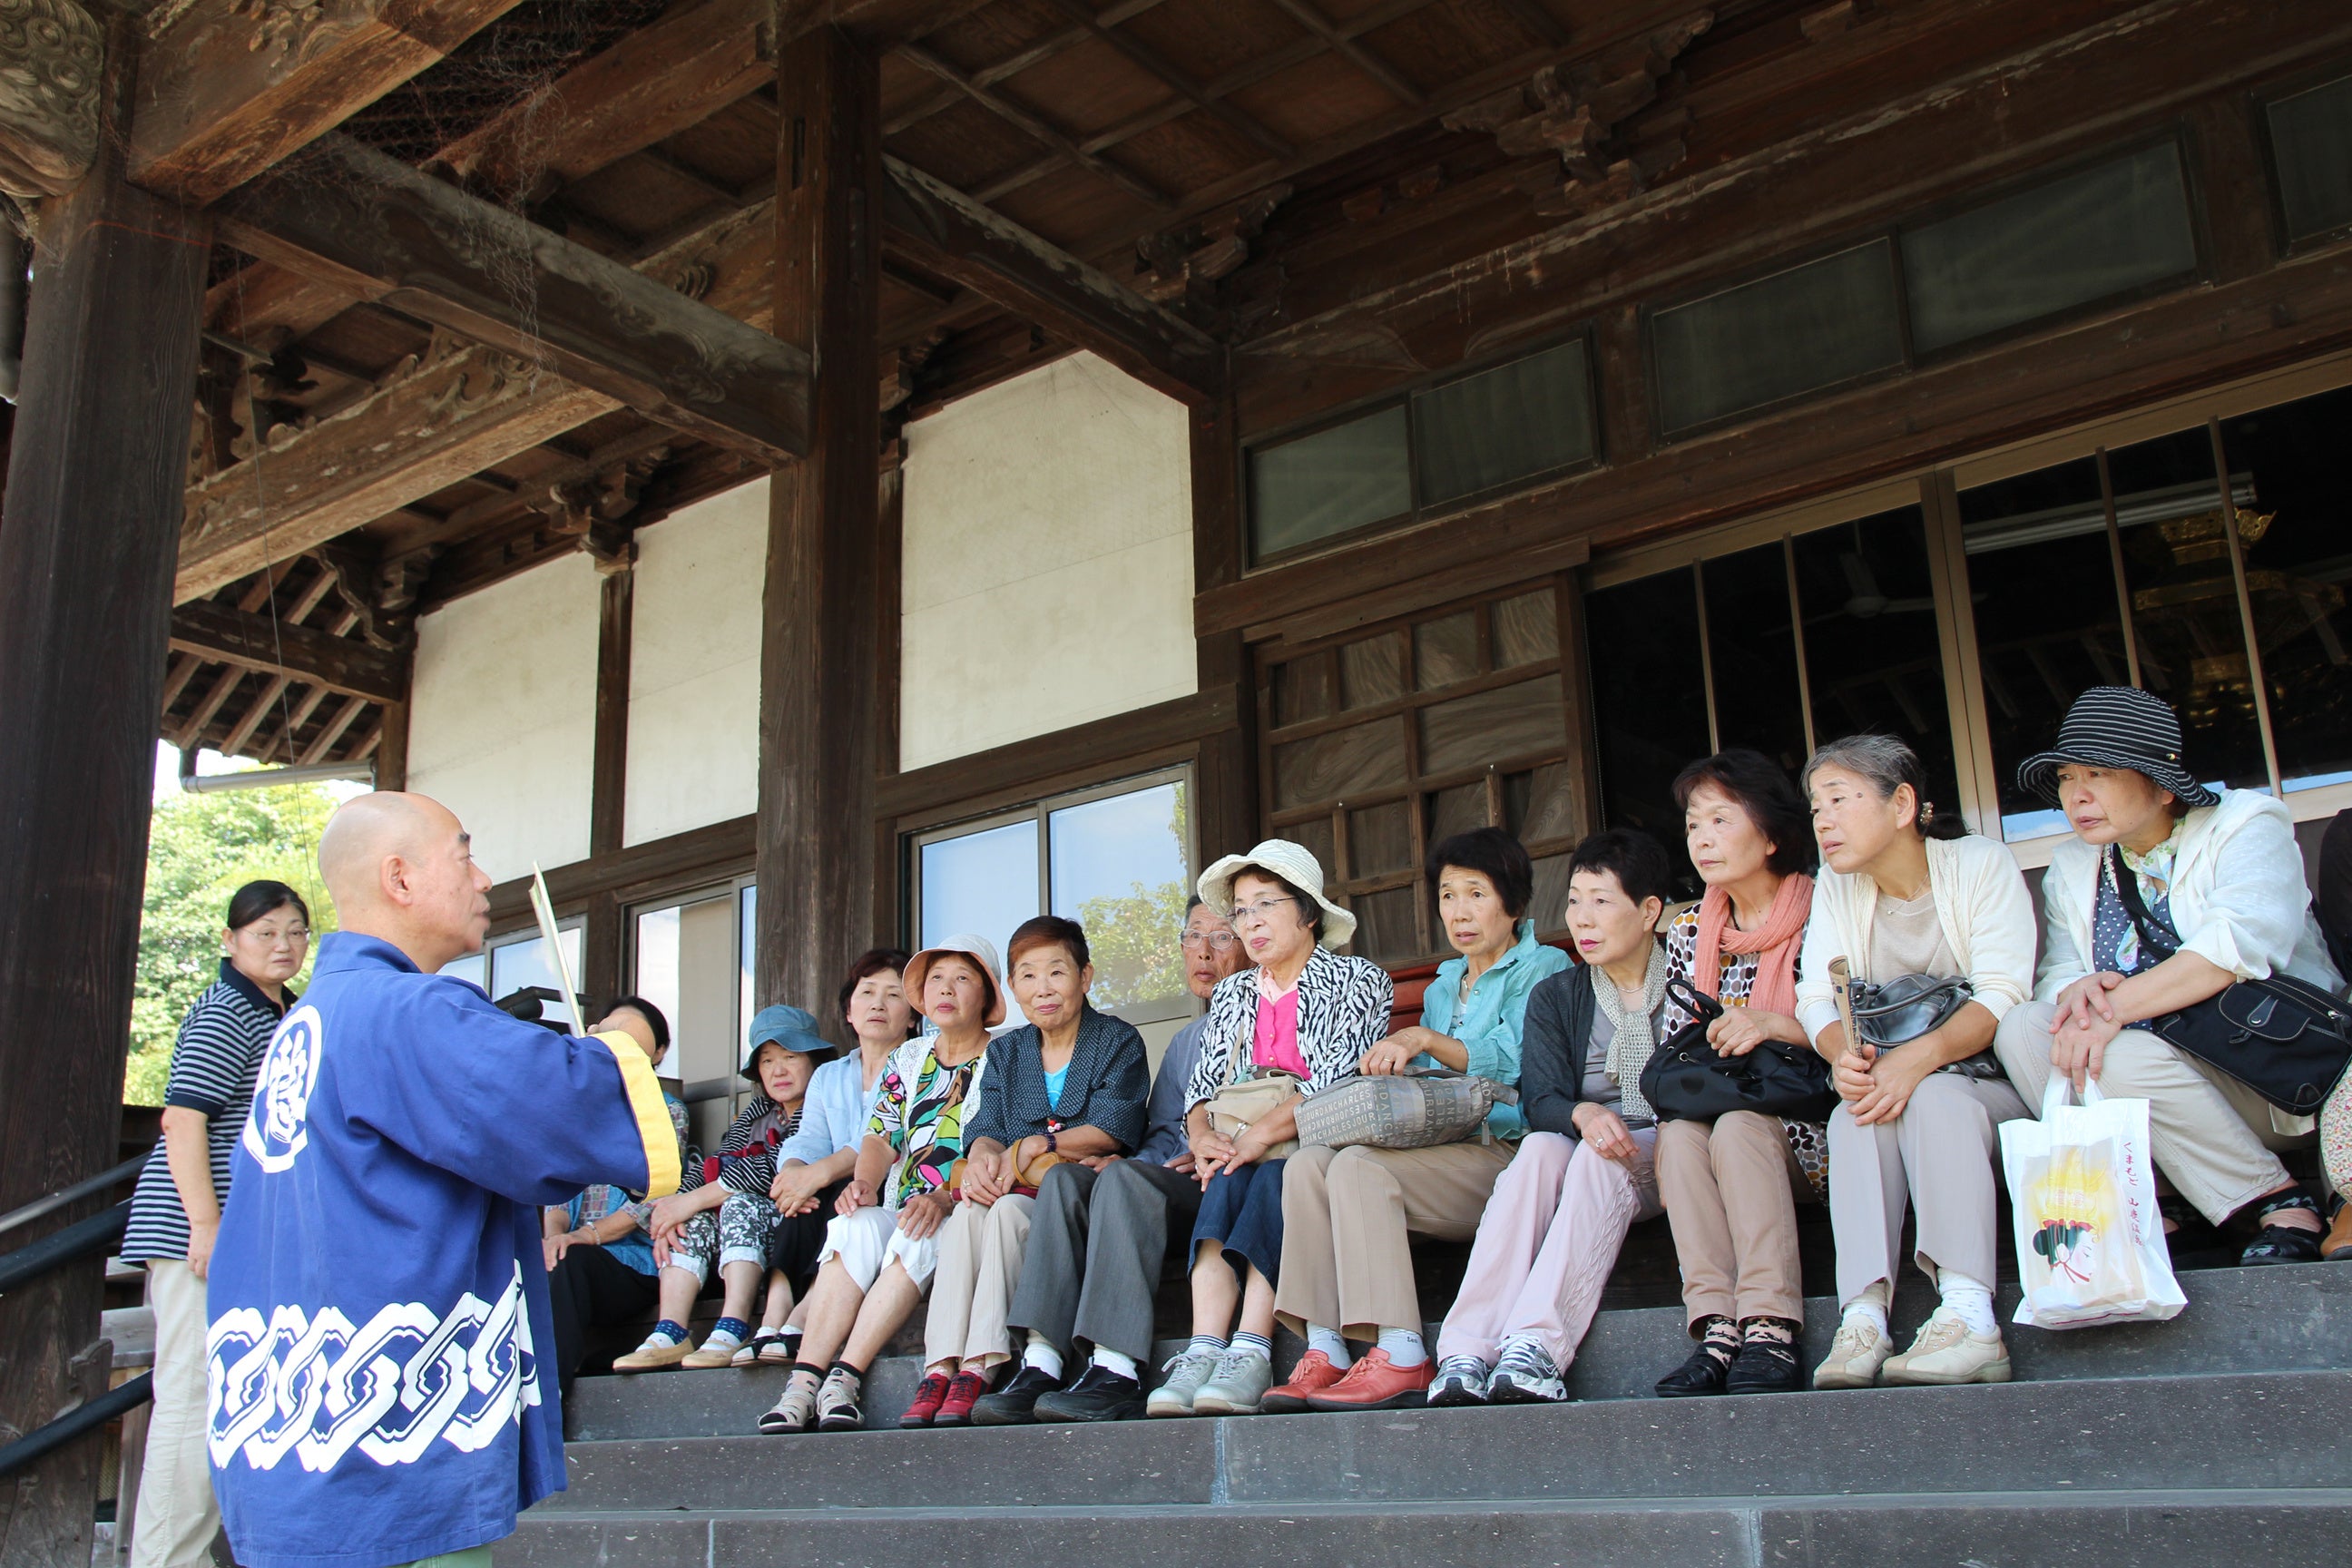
1691,873,1814,1018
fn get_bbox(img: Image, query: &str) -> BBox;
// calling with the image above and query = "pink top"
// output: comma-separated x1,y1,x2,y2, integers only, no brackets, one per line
1252,985,1308,1078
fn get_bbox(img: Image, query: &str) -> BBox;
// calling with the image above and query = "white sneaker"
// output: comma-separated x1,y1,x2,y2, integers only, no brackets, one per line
1426,1354,1491,1406
1485,1339,1566,1404
1191,1348,1274,1416
1811,1317,1893,1390
1883,1308,2011,1387
1146,1348,1221,1417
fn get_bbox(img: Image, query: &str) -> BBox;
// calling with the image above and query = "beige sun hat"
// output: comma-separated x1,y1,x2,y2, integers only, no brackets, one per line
903,933,1006,1028
1197,838,1357,950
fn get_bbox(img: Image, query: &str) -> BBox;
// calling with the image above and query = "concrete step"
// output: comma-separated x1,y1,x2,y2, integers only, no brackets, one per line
561,1259,2352,1439
508,1488,2352,1568
541,1369,2352,1514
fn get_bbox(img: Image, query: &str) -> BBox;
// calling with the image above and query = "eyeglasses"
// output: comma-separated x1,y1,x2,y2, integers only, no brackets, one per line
1229,897,1303,927
1181,930,1240,951
244,927,310,946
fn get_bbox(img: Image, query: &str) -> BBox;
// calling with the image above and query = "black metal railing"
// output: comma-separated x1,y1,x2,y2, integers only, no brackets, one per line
0,1157,156,1479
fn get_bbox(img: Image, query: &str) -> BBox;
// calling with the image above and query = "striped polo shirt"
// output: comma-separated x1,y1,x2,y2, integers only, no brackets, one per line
122,961,290,1263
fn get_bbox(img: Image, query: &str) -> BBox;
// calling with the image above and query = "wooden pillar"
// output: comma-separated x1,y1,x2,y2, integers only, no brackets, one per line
1189,388,1257,863
583,560,634,1006
0,24,210,1560
374,699,411,792
756,25,881,1040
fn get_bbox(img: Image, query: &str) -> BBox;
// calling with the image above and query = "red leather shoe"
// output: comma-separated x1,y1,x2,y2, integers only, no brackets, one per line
933,1368,990,1426
898,1372,950,1429
1260,1349,1346,1415
1303,1348,1434,1411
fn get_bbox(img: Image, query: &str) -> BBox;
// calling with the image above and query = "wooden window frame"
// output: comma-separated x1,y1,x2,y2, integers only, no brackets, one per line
2255,59,2352,257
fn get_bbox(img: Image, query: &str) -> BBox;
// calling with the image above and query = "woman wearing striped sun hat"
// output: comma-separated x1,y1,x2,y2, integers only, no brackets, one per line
1992,685,2341,1267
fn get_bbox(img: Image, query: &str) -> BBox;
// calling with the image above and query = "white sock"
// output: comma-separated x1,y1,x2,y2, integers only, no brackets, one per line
1840,1297,1889,1339
1230,1330,1273,1364
1936,1269,1998,1336
1377,1328,1426,1368
1305,1325,1353,1368
1187,1333,1227,1357
1022,1334,1064,1380
1091,1346,1139,1380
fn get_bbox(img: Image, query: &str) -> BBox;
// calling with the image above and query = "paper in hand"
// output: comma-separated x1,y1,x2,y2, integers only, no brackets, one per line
528,863,583,1027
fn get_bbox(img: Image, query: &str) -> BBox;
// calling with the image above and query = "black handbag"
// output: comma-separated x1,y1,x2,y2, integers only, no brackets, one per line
2110,848,2352,1115
1639,976,1839,1124
1847,973,1974,1046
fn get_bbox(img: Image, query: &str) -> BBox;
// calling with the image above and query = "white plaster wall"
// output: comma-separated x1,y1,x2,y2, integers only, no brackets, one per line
407,552,601,880
624,478,766,846
899,351,1196,769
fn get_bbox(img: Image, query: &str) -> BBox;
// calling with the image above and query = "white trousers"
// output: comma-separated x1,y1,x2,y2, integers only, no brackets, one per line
130,1259,219,1568
818,1203,941,1291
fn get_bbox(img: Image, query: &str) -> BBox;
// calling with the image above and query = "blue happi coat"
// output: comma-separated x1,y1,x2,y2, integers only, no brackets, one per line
205,933,680,1568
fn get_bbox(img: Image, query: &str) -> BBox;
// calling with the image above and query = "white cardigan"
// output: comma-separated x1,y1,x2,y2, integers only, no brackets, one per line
1794,833,2036,1046
2036,786,2341,1001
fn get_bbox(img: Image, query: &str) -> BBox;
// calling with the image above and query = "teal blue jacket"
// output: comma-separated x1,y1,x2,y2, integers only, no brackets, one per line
1416,920,1571,1138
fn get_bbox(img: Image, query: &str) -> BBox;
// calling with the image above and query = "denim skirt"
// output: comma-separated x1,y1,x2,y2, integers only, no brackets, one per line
1188,1158,1287,1284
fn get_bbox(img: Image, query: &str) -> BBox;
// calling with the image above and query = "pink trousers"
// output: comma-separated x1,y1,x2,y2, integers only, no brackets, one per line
1436,1128,1660,1369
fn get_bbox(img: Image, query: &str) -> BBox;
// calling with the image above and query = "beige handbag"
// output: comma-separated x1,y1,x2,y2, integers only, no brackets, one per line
1205,1068,1302,1160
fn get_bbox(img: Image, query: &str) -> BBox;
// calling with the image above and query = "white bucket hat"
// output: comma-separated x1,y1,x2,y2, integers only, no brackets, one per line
903,933,1006,1028
1197,838,1357,950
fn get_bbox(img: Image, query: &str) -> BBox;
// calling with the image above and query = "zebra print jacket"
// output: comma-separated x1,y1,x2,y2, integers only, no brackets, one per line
1184,943,1394,1110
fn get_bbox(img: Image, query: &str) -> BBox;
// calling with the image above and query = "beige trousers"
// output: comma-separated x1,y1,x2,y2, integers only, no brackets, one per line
1656,1110,1814,1328
131,1259,220,1568
1828,1070,2029,1307
922,1193,1034,1371
1995,999,2311,1225
1275,1140,1514,1339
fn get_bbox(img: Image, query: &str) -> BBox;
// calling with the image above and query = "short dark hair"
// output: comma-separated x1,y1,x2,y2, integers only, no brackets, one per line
1671,750,1818,877
226,880,309,933
1426,828,1535,918
1230,867,1321,940
838,947,914,1034
1008,914,1090,971
1566,829,1673,907
601,995,671,1052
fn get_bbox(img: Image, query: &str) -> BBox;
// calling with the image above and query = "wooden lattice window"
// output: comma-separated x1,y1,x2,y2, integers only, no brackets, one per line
1258,582,1588,965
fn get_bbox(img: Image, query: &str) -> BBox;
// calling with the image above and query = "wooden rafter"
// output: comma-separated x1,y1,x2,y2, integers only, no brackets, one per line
900,42,1171,211
169,599,408,705
1260,0,1426,106
299,696,372,766
1036,0,1295,161
1490,0,1573,48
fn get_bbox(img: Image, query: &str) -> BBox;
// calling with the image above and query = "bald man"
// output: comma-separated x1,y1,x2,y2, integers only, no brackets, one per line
204,793,680,1568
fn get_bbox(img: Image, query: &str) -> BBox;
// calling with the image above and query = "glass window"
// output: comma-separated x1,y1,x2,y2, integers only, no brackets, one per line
1792,505,1960,815
486,926,583,1027
1586,567,1710,896
1249,406,1411,559
440,952,487,992
2220,384,2352,792
2268,72,2352,243
1901,142,2197,354
911,772,1193,1024
1048,781,1189,1014
739,885,757,1059
1701,544,1808,770
1651,241,1905,436
1412,339,1596,506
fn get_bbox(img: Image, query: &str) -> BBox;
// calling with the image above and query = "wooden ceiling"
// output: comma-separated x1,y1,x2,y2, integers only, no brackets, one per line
162,0,2172,769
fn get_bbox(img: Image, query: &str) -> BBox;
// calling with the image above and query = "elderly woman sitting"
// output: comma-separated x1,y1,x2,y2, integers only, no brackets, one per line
901,916,1149,1427
1994,687,2341,1265
758,936,1002,1434
1150,840,1392,1418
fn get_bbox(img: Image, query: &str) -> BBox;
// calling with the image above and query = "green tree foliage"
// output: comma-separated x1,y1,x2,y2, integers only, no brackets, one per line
125,785,339,1105
1078,784,1189,1010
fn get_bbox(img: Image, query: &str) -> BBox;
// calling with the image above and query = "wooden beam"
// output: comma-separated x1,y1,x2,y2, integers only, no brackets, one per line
485,813,756,928
1036,0,1295,160
591,565,633,856
218,135,811,461
881,155,1222,404
899,41,1171,211
882,2,1177,138
433,0,776,201
131,0,530,207
758,25,884,1038
1261,0,1426,106
877,685,1240,820
376,700,411,789
0,24,209,1553
168,599,408,704
299,694,371,765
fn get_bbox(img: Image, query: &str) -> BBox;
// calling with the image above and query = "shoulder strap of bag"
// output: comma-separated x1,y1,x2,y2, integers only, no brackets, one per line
2108,845,2182,962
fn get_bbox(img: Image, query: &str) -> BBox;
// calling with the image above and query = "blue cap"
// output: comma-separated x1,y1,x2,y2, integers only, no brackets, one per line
741,1004,838,1078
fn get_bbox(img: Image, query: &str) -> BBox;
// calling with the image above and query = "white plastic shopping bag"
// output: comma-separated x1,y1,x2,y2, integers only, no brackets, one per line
1999,1077,2186,1329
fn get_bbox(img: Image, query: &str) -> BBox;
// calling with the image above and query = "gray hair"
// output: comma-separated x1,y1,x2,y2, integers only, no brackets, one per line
1800,733,1964,839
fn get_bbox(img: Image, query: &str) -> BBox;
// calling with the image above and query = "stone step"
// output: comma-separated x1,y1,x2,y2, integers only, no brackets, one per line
561,1258,2352,1439
509,1488,2352,1568
542,1369,2352,1514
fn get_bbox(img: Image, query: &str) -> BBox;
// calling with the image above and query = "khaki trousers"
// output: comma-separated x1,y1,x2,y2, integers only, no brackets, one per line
1995,999,2310,1224
1829,1071,2028,1307
1275,1140,1514,1339
922,1193,1034,1371
1656,1110,1814,1328
131,1259,220,1568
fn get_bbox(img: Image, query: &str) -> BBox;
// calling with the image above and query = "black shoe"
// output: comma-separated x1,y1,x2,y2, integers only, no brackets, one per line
1724,1336,1803,1396
1653,1342,1730,1398
1033,1364,1146,1423
969,1364,1061,1426
2240,1188,2325,1266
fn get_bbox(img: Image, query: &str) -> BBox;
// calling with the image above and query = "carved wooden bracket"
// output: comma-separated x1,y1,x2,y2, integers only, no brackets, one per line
1444,11,1711,220
531,446,669,573
0,0,103,197
310,540,414,652
1133,183,1292,306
